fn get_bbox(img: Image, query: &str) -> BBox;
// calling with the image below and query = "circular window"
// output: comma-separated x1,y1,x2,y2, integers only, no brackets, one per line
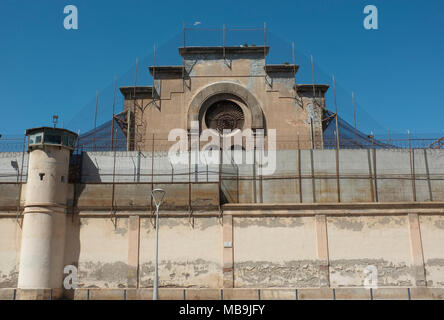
204,100,245,133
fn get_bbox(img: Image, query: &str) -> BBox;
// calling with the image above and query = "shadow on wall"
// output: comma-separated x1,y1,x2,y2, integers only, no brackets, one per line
63,152,89,299
79,153,101,183
62,214,81,300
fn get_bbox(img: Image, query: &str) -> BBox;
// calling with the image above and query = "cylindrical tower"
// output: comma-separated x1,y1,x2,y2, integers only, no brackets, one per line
17,127,77,299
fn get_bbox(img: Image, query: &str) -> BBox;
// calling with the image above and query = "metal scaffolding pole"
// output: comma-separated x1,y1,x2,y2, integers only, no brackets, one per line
332,74,340,150
93,91,98,151
352,92,358,147
110,76,117,151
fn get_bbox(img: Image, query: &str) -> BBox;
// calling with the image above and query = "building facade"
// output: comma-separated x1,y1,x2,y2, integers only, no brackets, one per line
119,46,328,151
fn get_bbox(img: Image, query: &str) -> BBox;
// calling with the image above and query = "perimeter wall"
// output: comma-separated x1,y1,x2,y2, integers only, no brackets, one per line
1,149,444,299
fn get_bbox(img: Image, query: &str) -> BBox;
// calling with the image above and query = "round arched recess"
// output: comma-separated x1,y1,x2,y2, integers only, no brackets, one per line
198,93,249,134
187,82,264,131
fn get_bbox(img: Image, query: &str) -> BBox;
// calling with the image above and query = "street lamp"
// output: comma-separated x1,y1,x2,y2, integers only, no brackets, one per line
151,188,166,300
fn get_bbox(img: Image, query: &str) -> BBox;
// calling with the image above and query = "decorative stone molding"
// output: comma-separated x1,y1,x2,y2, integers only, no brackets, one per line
187,82,265,130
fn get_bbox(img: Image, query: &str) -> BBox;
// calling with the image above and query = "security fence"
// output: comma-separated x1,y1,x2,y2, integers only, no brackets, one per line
1,134,444,212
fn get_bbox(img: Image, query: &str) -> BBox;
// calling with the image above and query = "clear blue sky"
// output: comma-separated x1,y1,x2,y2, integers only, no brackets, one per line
0,0,443,137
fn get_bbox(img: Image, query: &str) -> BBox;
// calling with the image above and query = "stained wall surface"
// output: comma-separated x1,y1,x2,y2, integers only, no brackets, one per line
327,216,414,287
233,217,318,288
0,218,21,288
419,215,444,287
75,217,130,288
1,210,444,290
1,148,444,292
138,217,222,288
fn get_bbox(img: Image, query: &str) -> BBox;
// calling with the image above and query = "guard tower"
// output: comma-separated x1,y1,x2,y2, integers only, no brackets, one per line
17,127,77,299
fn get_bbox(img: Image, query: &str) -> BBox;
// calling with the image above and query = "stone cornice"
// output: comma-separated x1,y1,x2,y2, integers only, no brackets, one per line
264,64,299,74
119,86,153,99
179,46,270,57
148,66,184,76
296,84,329,96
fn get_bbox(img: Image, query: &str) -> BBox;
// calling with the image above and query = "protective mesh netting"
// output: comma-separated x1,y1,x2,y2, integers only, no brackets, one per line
75,110,395,152
76,112,127,152
323,110,393,149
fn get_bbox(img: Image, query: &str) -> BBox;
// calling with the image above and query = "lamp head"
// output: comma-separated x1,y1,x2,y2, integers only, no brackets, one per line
151,188,166,208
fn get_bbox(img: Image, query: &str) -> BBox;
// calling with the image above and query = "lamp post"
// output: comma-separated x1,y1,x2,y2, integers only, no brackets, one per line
151,188,166,300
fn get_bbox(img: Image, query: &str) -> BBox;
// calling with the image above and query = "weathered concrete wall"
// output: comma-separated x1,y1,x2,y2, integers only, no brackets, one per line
338,149,373,202
419,215,444,287
413,149,433,202
313,150,338,203
0,218,21,288
68,149,444,204
375,150,413,202
224,149,444,203
74,217,129,288
327,216,415,287
2,210,444,294
1,148,444,298
81,151,218,183
139,217,222,288
0,184,20,208
426,150,444,200
233,217,318,288
74,183,219,210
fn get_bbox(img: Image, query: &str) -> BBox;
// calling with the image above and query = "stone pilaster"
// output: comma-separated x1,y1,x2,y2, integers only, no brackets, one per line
128,215,140,288
315,214,330,287
223,214,234,288
408,213,426,287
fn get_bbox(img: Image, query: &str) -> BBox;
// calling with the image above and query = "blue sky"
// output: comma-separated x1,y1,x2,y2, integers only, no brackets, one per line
0,0,443,137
